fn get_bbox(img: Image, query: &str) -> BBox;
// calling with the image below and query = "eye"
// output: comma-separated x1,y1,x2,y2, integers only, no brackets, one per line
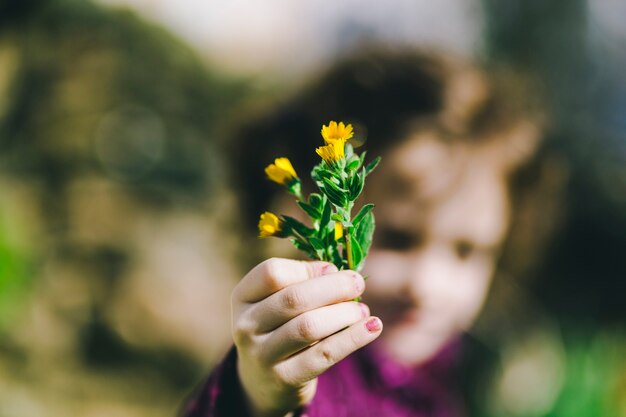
454,240,475,260
375,228,422,251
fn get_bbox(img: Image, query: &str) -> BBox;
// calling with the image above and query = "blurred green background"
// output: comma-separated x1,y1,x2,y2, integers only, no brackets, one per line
0,0,624,416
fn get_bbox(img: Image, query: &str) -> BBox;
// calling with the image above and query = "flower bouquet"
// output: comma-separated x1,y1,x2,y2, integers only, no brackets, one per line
258,121,380,279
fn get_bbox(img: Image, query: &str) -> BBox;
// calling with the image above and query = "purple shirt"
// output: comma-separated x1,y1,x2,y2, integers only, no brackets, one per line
182,339,465,417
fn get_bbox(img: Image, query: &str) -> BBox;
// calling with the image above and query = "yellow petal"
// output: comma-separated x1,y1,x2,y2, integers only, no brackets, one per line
334,222,343,240
315,140,345,163
258,211,282,238
274,157,297,177
321,120,354,143
265,157,297,185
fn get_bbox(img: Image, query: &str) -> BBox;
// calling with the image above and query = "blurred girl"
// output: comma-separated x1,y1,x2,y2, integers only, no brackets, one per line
183,48,553,417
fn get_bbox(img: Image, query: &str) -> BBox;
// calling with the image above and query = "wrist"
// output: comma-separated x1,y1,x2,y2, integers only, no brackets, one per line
236,357,291,417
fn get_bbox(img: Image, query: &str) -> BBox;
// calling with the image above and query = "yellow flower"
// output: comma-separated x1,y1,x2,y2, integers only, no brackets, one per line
321,121,354,144
316,139,345,163
258,212,282,238
265,157,298,185
334,222,343,241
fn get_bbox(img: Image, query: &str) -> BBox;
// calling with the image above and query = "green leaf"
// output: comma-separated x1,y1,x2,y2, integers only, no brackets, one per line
324,229,337,247
286,180,302,197
328,245,343,270
353,203,375,226
282,216,314,238
346,155,360,171
358,151,367,167
345,143,354,158
322,175,347,193
348,170,365,201
320,177,347,207
311,165,334,182
320,195,331,230
349,234,364,271
297,201,320,220
324,187,347,207
309,193,323,210
355,211,375,260
290,239,317,259
331,174,345,187
309,236,326,251
331,212,344,222
364,156,381,176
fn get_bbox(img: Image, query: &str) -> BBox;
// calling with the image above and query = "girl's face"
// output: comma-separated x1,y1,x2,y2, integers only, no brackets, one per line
362,134,511,366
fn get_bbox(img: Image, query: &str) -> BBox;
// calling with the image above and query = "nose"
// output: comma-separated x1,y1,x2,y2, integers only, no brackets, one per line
404,244,455,306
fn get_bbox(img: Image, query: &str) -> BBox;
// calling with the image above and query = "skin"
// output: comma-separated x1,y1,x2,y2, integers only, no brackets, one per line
232,134,511,417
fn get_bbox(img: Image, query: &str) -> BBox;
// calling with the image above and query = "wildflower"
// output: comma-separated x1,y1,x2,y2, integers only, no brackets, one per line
334,222,343,241
258,212,282,238
265,157,298,185
257,120,379,275
316,139,345,163
321,121,354,144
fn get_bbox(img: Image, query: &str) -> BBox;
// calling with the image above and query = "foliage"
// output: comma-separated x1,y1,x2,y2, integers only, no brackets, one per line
0,216,30,332
545,330,626,417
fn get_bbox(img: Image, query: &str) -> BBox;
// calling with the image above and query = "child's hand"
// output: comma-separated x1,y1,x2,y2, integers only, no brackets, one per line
231,258,382,417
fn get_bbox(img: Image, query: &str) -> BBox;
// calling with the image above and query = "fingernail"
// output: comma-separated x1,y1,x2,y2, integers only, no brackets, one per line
322,263,338,275
359,303,369,318
365,317,382,333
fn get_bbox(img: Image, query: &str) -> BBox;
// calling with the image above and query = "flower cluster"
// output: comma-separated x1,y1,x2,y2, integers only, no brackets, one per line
258,121,380,275
316,121,354,163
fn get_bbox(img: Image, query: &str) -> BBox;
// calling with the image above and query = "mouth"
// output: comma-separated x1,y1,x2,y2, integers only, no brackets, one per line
399,310,421,325
381,307,420,326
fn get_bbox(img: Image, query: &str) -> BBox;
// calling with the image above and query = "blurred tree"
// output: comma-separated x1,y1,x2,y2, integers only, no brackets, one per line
0,0,250,414
0,0,246,198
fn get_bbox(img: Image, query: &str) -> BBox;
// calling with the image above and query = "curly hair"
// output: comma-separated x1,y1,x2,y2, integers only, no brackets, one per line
228,47,553,238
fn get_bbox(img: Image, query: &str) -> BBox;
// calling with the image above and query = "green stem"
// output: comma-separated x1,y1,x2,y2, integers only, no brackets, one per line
343,206,361,302
345,231,354,270
343,202,354,270
288,180,303,201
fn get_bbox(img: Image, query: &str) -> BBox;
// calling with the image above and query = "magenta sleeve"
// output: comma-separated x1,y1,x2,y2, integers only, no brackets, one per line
180,346,309,417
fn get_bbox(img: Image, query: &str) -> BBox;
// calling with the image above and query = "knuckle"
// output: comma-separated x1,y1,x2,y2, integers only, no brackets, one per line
281,288,304,311
232,327,248,346
271,363,294,386
232,317,254,346
261,258,285,291
295,315,318,341
317,345,336,367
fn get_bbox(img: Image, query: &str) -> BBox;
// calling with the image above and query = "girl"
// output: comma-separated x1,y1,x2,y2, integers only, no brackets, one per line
183,48,551,417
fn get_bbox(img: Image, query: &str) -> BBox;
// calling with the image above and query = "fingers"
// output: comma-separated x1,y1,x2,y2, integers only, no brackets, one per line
234,258,338,303
249,270,366,332
274,316,383,386
259,301,369,363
